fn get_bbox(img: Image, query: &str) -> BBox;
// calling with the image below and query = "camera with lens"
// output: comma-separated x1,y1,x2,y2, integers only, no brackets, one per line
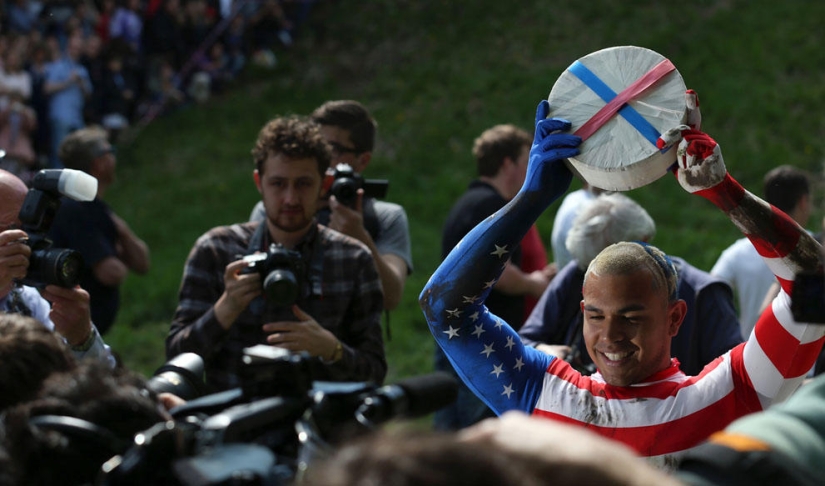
101,346,458,486
17,169,98,288
325,163,389,208
242,243,307,307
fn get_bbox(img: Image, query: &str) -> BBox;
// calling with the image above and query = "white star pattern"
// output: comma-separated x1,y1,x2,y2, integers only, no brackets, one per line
469,311,480,322
443,326,460,339
494,319,504,330
481,343,495,358
502,383,514,398
490,244,508,258
491,363,504,378
462,294,478,304
471,324,486,338
505,336,516,351
483,279,496,289
446,308,463,319
513,356,525,371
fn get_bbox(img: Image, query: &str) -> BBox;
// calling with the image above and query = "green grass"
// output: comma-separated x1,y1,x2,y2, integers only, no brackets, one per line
105,0,825,389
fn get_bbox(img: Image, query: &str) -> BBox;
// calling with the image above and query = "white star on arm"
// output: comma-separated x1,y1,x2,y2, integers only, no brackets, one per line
494,319,504,330
469,311,480,322
491,363,504,378
505,336,516,351
462,294,478,304
446,308,463,318
483,279,496,289
481,343,495,358
513,356,525,371
443,326,460,340
502,383,514,398
490,244,508,258
471,324,486,338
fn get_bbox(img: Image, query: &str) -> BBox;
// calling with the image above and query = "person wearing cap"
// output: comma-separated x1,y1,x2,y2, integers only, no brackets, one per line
47,126,150,334
419,92,825,469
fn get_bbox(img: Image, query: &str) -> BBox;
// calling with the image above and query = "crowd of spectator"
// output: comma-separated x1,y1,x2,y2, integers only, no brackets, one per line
0,0,314,181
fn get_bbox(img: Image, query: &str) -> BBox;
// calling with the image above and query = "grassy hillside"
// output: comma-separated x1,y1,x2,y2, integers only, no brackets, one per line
105,0,825,384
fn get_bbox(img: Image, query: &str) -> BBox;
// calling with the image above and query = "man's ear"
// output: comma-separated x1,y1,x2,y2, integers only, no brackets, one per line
667,300,688,337
253,169,262,194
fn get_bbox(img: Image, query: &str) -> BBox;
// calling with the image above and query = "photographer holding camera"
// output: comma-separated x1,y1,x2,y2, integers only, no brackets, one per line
0,169,113,366
250,100,413,312
168,115,386,392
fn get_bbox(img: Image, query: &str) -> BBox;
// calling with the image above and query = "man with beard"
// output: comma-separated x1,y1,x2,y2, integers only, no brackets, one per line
167,116,386,392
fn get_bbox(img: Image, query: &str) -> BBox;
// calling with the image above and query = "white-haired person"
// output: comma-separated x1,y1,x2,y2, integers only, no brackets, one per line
519,192,743,376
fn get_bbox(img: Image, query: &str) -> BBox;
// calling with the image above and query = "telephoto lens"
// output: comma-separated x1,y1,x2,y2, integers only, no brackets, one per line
146,353,208,401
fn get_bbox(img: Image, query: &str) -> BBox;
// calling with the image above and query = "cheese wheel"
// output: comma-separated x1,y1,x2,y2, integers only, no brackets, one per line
547,46,687,191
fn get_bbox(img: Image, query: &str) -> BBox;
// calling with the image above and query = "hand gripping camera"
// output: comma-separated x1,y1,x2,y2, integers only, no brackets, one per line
18,169,98,288
325,163,389,208
242,243,307,307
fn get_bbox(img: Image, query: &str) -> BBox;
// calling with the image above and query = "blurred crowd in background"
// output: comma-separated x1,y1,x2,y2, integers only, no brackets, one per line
0,0,316,181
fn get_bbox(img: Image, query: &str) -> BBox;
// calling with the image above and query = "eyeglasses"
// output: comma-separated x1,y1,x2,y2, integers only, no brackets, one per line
327,141,361,157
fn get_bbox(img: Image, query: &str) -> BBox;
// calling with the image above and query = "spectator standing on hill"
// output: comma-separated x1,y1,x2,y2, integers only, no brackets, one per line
711,164,812,338
169,115,386,392
48,127,150,334
520,192,742,376
43,33,91,168
434,123,556,431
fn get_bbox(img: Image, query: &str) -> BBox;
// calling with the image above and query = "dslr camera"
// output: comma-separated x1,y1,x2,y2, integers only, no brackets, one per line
17,169,97,288
242,243,307,307
326,163,389,208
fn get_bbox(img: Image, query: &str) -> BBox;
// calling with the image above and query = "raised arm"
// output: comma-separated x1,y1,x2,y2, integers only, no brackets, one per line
660,100,825,407
419,101,581,415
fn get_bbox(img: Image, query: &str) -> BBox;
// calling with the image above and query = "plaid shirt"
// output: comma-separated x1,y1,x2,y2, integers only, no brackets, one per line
167,221,386,392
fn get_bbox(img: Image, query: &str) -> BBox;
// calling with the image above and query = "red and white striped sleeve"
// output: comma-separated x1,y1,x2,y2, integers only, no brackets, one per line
695,173,825,407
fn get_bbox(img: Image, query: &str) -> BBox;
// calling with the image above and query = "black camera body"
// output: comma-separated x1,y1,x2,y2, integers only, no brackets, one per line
791,270,825,324
242,243,307,307
327,163,389,208
17,169,97,288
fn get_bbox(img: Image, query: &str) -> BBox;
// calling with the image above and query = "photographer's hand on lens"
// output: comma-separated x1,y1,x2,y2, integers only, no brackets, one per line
262,304,340,360
215,259,262,330
0,229,30,292
41,284,93,347
328,190,370,244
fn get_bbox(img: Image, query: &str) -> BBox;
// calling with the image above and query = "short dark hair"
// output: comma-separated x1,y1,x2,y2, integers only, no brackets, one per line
251,116,331,176
472,124,532,177
311,100,377,154
0,313,76,411
763,165,810,214
57,126,110,173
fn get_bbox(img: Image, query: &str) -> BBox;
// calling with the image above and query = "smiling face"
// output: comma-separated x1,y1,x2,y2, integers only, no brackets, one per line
580,244,686,386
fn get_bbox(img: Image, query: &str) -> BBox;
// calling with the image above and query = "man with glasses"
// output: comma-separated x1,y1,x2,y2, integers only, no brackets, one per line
47,126,150,334
251,100,413,311
0,169,114,366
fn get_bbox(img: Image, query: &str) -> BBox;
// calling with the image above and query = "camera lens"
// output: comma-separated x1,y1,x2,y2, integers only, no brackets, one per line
331,178,359,207
263,269,299,307
28,248,84,288
146,353,207,400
